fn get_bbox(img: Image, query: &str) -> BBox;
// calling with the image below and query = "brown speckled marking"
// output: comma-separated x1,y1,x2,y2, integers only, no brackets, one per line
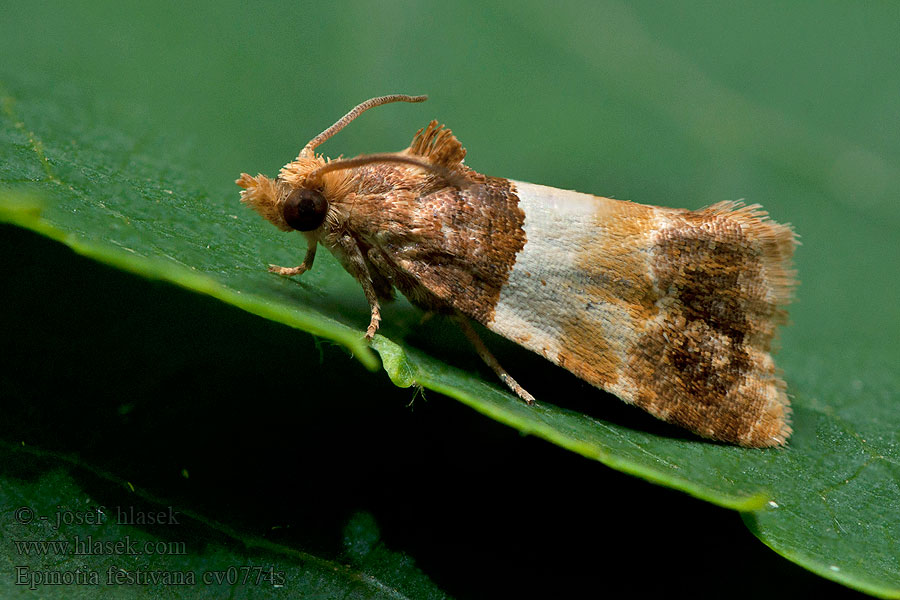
555,201,658,388
341,169,526,322
625,203,795,447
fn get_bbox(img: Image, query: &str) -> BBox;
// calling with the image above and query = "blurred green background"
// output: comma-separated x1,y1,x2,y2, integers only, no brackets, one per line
1,1,897,597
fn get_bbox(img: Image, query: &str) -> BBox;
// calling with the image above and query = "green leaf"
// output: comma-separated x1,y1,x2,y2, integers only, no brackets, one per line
0,442,448,599
1,2,898,597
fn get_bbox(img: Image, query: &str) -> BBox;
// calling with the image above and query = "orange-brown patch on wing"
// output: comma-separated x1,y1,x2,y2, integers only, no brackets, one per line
556,200,658,388
625,202,796,447
393,176,527,322
336,167,527,322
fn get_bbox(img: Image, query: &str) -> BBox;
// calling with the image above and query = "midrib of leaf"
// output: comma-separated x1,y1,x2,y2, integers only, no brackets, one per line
0,92,58,183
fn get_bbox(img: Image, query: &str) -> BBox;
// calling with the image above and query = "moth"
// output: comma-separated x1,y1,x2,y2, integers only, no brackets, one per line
237,95,797,447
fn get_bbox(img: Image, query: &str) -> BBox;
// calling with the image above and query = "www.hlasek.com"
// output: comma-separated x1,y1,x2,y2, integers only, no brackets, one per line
15,535,186,557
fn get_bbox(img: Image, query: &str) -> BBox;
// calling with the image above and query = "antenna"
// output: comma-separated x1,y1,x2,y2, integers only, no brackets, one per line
301,94,427,157
305,153,470,190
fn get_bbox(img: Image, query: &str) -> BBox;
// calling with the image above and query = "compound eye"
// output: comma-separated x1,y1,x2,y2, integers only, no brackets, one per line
282,188,329,231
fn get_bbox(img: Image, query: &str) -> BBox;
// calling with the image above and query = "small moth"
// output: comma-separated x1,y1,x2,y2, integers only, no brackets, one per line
237,95,796,447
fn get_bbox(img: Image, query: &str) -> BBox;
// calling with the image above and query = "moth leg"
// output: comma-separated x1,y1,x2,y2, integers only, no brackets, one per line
453,314,535,405
337,235,382,340
269,241,318,276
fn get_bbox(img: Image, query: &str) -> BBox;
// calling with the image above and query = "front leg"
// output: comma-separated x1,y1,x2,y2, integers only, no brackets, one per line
269,241,317,276
337,234,382,340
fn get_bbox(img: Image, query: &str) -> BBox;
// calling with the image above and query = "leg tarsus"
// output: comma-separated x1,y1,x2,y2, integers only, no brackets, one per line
365,303,381,341
268,241,317,277
268,264,309,276
454,314,536,405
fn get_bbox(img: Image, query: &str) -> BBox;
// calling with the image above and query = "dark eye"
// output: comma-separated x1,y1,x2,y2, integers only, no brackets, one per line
282,188,329,231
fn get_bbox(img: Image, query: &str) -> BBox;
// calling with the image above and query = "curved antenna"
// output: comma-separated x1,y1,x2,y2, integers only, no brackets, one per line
301,94,428,157
305,153,470,190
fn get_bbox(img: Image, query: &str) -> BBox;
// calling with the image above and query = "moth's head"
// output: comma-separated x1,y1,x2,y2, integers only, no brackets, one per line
236,158,331,233
238,94,462,235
